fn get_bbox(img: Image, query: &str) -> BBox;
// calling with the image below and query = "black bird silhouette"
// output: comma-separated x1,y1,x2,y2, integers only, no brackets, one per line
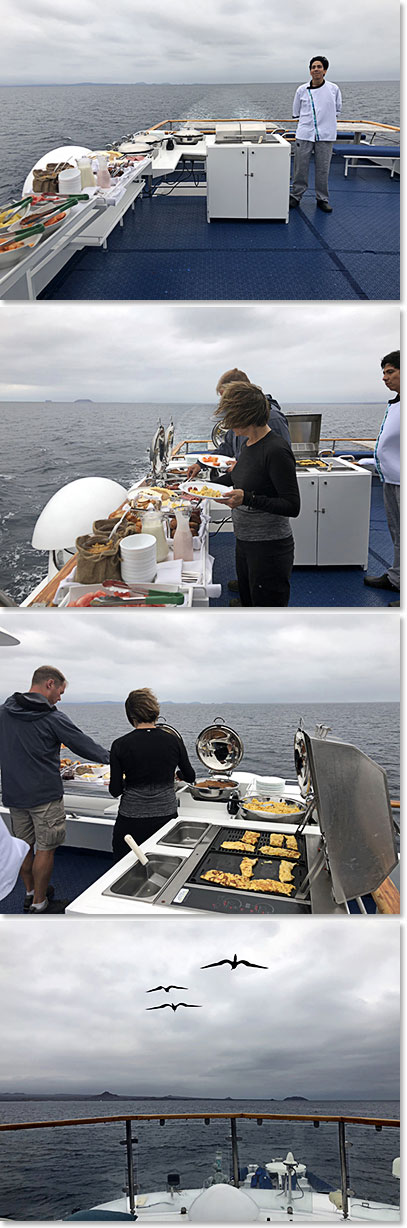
146,1002,202,1012
201,954,268,971
146,985,188,994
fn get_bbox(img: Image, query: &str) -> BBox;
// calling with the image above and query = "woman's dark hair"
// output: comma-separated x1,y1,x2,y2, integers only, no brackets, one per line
381,351,400,370
215,381,270,430
125,688,160,726
309,56,329,71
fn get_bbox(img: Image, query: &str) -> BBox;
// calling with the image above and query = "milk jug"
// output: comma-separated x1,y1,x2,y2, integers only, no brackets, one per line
141,509,169,563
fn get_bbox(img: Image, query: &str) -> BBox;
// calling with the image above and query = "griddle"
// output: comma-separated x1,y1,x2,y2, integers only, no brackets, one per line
189,849,308,899
209,825,307,864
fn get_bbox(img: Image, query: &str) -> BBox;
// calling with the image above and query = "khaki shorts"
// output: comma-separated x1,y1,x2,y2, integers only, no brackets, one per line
9,798,66,851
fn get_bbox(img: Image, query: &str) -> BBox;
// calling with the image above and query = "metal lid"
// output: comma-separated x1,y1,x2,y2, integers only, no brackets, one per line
196,717,244,774
294,728,312,797
150,422,166,477
165,420,175,464
301,726,398,903
287,413,322,460
211,422,228,449
157,720,182,740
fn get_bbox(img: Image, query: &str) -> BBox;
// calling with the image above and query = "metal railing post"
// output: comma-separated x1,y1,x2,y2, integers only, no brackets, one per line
125,1120,136,1215
230,1117,240,1187
338,1120,349,1218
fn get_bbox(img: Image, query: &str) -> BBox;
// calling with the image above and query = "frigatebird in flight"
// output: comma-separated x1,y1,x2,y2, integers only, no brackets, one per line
201,954,268,971
146,1002,202,1012
146,985,188,994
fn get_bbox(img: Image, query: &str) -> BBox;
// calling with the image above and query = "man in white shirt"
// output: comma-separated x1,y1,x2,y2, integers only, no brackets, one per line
290,56,342,213
364,350,400,606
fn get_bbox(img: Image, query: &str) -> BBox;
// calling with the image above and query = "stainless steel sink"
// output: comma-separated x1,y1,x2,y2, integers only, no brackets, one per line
157,821,210,848
103,854,184,900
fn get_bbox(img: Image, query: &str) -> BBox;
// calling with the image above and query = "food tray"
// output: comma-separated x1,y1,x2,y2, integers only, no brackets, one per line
209,826,307,864
190,849,308,898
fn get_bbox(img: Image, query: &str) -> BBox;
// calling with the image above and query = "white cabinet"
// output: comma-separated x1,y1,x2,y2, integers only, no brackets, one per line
291,477,318,565
293,467,372,567
206,136,290,221
316,471,371,566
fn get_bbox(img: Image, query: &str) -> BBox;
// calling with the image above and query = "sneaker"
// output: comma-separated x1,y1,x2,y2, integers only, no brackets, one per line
289,195,300,208
364,573,398,591
227,579,239,593
317,200,333,212
47,898,70,913
23,884,55,913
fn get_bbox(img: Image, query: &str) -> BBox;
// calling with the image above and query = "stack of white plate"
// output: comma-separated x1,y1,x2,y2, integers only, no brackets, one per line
120,534,157,584
255,775,285,797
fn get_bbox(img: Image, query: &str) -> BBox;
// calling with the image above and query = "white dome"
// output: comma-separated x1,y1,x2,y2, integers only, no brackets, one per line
188,1185,259,1222
23,145,93,194
32,478,128,550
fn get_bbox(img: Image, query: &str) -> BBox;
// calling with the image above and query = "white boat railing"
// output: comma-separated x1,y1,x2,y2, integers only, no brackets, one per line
0,1109,399,1220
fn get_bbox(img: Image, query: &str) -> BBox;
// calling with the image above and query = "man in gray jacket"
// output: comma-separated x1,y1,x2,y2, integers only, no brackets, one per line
0,664,109,912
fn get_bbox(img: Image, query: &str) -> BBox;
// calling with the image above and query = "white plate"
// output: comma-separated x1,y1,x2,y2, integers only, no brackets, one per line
180,479,229,501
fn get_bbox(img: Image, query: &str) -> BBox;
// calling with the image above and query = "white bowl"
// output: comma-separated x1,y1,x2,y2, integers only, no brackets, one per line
120,533,156,555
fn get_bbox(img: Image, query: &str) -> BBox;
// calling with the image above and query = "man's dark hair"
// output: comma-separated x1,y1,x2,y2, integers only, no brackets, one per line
381,351,400,370
309,56,329,71
31,665,66,687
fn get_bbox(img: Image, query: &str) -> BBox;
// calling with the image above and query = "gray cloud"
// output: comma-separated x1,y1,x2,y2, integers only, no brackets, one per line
0,918,399,1097
0,609,400,703
0,303,400,404
0,0,399,84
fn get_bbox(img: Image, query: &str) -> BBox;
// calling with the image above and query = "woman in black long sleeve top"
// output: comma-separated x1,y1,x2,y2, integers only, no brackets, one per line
109,687,195,860
215,382,300,606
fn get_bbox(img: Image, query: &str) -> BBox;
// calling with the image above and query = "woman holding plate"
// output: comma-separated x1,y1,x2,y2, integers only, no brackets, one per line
215,382,300,606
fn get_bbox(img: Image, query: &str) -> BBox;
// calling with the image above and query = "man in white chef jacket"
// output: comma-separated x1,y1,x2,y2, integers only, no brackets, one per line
290,56,342,213
364,350,400,606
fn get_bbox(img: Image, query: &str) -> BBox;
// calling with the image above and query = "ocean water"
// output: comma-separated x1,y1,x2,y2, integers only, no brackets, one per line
0,1096,399,1219
61,701,400,800
0,80,399,201
0,400,385,602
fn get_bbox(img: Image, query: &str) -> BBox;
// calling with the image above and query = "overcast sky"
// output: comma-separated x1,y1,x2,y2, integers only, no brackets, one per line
0,0,399,85
0,303,400,404
0,610,399,703
0,917,399,1097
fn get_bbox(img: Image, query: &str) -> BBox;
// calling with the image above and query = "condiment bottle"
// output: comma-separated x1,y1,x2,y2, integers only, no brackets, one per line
172,506,194,561
96,156,112,189
141,509,169,563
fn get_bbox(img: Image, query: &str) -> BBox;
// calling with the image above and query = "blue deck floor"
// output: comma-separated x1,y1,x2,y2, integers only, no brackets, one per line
0,846,115,914
40,161,399,301
209,479,397,607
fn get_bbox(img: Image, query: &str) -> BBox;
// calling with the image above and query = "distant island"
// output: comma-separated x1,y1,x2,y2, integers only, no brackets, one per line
0,1090,309,1102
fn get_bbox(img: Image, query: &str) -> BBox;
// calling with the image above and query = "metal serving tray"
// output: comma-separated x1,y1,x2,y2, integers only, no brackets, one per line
157,821,211,848
103,854,184,901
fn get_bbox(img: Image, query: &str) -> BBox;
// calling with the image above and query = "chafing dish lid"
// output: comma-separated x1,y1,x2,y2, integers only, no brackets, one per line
302,727,398,903
157,720,182,740
150,422,166,475
165,420,175,464
211,422,228,449
196,717,244,774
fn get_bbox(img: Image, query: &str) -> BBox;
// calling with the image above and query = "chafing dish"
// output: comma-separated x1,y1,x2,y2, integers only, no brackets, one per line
188,717,244,801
